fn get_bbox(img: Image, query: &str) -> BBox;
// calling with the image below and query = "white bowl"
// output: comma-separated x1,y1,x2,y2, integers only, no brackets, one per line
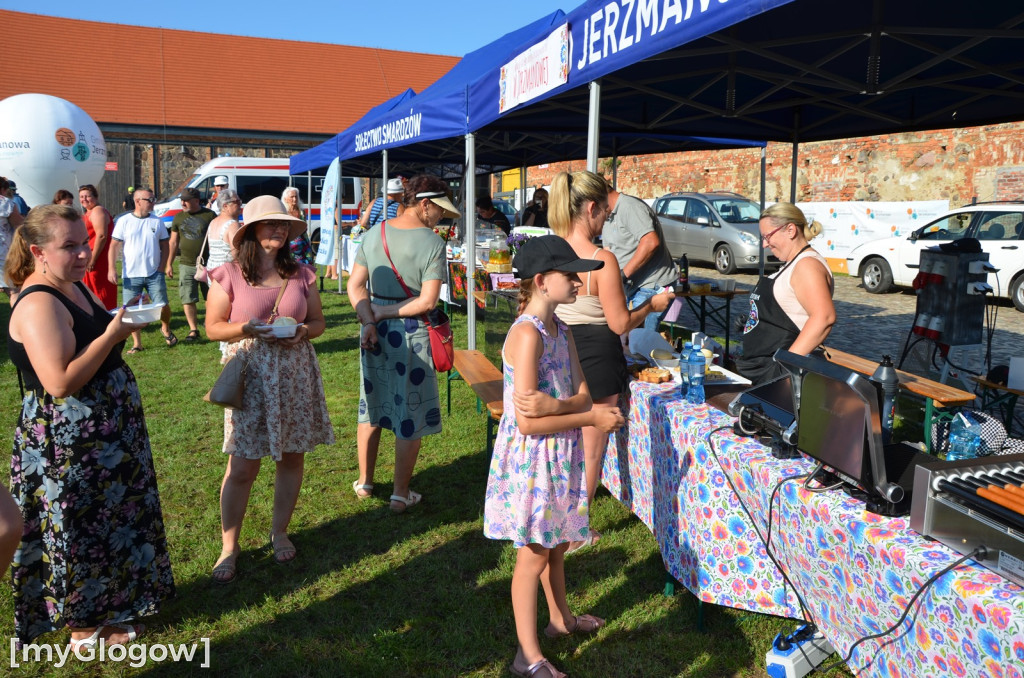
650,349,680,369
256,323,303,338
120,303,163,324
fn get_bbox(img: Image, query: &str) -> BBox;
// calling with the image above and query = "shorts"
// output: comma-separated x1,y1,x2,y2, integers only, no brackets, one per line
123,272,169,307
178,264,208,304
568,323,628,401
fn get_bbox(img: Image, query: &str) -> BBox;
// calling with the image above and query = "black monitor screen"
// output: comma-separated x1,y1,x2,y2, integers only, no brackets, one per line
796,370,871,488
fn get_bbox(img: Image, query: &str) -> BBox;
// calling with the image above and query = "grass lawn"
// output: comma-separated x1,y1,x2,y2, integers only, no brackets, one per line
0,278,852,677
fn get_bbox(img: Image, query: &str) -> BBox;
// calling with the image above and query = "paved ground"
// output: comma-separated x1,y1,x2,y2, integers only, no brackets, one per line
675,262,1024,434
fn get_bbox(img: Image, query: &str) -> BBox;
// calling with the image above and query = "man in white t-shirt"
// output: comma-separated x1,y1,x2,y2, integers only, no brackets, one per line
107,187,176,352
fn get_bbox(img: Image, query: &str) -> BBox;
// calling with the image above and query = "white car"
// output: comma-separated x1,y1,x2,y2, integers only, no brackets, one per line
847,203,1024,311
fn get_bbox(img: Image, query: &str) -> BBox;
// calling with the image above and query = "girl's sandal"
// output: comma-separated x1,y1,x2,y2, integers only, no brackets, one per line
269,533,297,564
212,551,239,583
70,623,144,650
390,490,422,514
352,480,374,499
544,613,606,639
510,648,566,678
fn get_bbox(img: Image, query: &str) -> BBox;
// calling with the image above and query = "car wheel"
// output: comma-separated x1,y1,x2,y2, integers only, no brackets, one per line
861,257,893,294
1011,274,1024,312
714,244,737,274
310,229,321,257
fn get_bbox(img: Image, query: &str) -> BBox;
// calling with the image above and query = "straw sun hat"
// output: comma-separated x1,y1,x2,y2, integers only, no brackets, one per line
233,195,307,249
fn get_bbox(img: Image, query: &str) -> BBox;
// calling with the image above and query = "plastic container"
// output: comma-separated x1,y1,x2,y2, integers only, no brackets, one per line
255,322,304,338
120,303,163,324
686,349,706,404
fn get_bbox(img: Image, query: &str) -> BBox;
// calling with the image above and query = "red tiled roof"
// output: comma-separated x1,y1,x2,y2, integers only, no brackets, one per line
1,10,458,136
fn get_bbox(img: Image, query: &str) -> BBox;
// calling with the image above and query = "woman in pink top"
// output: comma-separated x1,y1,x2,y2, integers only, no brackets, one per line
205,196,334,584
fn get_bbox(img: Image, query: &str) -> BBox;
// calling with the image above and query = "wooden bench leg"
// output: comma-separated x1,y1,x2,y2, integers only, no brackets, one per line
487,415,496,455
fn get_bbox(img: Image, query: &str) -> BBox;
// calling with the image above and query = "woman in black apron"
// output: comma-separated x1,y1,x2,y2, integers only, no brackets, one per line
736,203,836,383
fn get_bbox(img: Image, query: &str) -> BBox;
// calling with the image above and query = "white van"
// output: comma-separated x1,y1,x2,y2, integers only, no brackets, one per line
153,157,362,255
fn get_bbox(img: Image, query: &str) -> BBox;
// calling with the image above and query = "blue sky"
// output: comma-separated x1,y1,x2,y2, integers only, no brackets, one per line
4,1,566,56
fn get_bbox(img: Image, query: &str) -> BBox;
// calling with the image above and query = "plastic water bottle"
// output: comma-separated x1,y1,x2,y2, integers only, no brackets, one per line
680,341,694,364
946,412,982,461
870,355,899,444
686,348,705,404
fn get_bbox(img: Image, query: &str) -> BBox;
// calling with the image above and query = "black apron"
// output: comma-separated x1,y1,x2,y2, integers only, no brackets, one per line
735,246,812,383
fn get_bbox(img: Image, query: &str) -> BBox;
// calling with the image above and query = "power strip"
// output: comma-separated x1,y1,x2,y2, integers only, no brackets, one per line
765,625,835,678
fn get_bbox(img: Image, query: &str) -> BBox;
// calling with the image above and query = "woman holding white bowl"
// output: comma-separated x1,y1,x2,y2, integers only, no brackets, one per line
205,195,334,583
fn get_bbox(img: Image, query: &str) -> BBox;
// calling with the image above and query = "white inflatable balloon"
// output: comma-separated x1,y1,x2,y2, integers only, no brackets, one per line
0,93,107,209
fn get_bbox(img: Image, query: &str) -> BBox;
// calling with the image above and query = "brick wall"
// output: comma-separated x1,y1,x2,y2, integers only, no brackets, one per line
509,121,1024,206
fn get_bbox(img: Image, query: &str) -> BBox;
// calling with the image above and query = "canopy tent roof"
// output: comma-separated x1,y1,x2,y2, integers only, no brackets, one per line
489,0,1024,145
300,0,1024,178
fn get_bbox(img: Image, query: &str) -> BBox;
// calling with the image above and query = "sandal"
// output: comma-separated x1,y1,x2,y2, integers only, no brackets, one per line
212,551,239,584
184,329,201,343
510,648,566,678
566,529,601,555
269,532,296,564
162,331,178,347
127,346,145,354
544,612,606,639
352,480,374,499
390,490,422,513
69,623,144,650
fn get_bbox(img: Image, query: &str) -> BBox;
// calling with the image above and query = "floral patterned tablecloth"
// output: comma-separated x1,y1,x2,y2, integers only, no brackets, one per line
602,380,1024,678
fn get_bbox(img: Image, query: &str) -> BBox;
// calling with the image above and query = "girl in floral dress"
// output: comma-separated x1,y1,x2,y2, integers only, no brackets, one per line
483,236,625,678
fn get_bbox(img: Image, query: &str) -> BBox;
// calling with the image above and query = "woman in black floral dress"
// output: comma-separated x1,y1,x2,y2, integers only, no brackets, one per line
5,205,175,646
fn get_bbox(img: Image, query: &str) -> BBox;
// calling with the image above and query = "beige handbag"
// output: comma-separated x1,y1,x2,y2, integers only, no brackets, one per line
203,277,289,410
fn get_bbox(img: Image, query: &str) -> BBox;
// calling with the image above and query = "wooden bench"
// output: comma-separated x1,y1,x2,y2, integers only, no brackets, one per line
824,346,976,451
448,349,504,454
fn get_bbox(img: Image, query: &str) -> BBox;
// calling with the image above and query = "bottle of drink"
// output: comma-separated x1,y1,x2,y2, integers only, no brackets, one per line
870,355,899,444
678,254,690,292
686,348,705,404
680,341,693,365
946,412,981,461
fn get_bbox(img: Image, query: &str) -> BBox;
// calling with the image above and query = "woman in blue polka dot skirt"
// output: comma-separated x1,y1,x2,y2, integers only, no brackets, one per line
347,175,460,513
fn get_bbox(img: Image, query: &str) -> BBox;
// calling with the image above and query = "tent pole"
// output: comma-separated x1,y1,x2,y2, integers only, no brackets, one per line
336,162,343,293
465,133,477,350
586,80,601,172
520,165,526,221
790,141,799,203
758,147,767,277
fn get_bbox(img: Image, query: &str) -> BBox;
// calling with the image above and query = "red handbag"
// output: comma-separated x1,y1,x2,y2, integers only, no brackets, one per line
380,223,455,372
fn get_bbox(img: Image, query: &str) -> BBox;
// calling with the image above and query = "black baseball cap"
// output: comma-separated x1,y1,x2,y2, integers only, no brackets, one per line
513,235,604,279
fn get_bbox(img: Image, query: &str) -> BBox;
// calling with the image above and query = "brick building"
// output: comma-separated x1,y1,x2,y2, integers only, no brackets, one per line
0,10,457,205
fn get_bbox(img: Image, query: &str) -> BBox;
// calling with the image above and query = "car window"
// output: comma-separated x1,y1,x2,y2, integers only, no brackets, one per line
685,200,712,224
237,175,289,203
657,197,688,218
917,212,973,241
709,198,760,223
191,176,216,205
974,211,1024,241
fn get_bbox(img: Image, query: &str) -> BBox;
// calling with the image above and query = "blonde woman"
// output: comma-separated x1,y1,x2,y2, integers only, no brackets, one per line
736,202,835,383
548,170,673,549
281,187,314,265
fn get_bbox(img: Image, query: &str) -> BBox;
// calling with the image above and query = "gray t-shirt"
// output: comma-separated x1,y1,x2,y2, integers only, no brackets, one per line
355,223,446,300
603,193,677,291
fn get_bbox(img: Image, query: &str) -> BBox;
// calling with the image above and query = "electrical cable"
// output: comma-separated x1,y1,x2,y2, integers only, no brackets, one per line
814,546,985,675
705,425,813,623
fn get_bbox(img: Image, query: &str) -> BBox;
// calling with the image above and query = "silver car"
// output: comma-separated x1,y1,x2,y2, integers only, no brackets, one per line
653,192,778,274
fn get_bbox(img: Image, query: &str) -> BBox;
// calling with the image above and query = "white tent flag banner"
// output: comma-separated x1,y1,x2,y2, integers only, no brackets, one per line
0,93,107,208
316,158,341,267
499,24,570,113
796,200,950,262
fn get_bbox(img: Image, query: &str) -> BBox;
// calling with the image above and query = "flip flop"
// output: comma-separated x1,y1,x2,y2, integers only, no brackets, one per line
162,331,178,347
212,551,238,584
69,623,144,650
390,490,422,514
544,613,606,639
352,480,374,499
127,346,145,354
566,529,601,555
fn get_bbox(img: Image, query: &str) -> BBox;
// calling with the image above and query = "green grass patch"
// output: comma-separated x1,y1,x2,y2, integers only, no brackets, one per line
0,283,851,676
